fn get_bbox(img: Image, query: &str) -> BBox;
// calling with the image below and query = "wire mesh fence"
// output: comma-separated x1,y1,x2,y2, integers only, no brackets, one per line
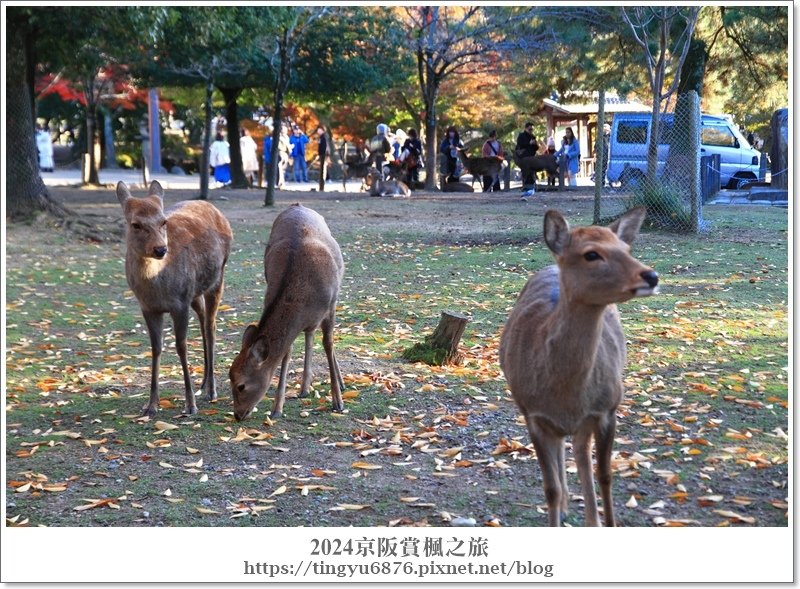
595,91,706,233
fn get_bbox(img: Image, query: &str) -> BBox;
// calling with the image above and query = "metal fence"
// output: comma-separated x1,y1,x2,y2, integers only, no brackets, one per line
595,91,705,233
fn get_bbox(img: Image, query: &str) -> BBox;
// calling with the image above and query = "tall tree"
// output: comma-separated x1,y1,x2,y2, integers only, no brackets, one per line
6,8,64,221
400,6,549,189
621,6,700,180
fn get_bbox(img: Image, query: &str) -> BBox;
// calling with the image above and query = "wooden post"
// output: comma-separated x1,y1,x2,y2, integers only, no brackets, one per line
402,311,470,366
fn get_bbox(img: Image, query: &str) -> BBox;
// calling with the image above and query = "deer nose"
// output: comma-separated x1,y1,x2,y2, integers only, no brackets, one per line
641,270,659,288
153,246,167,259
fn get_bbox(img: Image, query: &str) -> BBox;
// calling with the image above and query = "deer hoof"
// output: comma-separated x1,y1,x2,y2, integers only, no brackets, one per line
332,402,344,413
183,404,198,416
270,410,282,419
141,404,158,418
204,391,218,402
297,390,309,399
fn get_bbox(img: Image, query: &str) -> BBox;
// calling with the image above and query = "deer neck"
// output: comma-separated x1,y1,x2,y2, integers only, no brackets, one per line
544,296,607,389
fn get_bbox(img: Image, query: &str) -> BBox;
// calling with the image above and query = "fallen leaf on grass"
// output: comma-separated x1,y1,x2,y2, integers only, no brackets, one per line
329,504,371,511
713,510,756,524
74,498,119,511
14,482,31,493
154,421,179,432
186,447,200,454
183,457,203,468
196,507,221,515
269,485,287,497
199,474,209,483
351,461,382,470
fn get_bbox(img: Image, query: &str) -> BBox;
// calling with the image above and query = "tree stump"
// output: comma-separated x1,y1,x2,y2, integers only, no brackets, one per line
770,108,788,190
402,311,470,366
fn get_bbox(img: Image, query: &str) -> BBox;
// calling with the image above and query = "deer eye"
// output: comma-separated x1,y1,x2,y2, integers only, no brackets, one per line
131,222,143,230
584,251,602,262
237,384,245,393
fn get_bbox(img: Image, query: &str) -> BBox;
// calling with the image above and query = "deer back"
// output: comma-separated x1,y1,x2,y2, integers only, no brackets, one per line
230,204,343,417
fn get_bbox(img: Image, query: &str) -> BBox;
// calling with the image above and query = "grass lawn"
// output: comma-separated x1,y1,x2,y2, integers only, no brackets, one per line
5,185,788,527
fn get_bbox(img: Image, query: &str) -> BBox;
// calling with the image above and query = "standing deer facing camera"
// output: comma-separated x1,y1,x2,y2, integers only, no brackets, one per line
229,204,345,421
116,181,233,417
500,207,658,526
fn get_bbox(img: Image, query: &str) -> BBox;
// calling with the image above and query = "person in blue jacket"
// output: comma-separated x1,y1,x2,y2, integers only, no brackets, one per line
263,129,273,187
555,127,580,187
289,126,309,182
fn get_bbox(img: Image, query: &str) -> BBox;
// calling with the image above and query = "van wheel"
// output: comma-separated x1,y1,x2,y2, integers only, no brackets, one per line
726,173,756,190
620,168,645,189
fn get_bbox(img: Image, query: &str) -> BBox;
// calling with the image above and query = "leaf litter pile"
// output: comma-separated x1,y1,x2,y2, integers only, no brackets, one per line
6,187,788,527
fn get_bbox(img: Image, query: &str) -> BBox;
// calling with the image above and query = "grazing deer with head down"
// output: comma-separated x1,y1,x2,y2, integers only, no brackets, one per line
229,204,345,421
499,207,658,526
116,181,232,417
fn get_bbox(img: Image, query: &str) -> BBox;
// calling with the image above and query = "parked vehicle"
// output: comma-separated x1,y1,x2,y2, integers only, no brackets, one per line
607,113,761,189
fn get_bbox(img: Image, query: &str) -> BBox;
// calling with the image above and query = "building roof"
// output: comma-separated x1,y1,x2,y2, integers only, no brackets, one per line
541,93,650,116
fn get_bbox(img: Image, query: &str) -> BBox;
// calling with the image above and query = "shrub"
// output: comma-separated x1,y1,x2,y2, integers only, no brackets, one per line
625,178,694,231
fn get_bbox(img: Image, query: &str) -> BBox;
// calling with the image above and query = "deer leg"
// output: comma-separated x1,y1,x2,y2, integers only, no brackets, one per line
557,440,570,518
526,419,564,527
322,317,343,412
595,414,617,527
191,296,208,393
201,284,223,402
298,329,314,398
574,428,600,527
141,311,164,417
171,307,197,415
271,352,290,418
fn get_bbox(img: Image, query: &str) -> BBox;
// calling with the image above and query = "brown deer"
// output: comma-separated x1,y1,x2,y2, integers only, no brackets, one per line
229,204,345,420
499,207,658,526
116,181,233,417
457,149,503,191
366,168,411,198
514,153,559,187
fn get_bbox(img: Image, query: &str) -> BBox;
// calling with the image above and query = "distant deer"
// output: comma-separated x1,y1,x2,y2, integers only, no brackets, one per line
514,153,559,187
456,149,503,191
341,152,373,192
366,168,411,198
116,181,233,417
229,204,345,420
499,207,658,526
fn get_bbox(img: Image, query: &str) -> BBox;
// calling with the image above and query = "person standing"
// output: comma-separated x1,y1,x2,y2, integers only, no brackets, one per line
600,123,611,187
36,124,54,172
277,124,292,189
209,132,231,187
439,126,463,184
290,125,310,182
240,128,259,187
400,128,423,187
369,123,392,177
316,125,328,192
555,127,580,187
262,127,273,188
481,129,505,192
515,121,539,186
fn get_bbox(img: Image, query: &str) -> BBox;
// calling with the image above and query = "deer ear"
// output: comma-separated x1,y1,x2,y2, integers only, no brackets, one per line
609,206,646,245
148,181,164,201
242,324,259,348
544,209,570,255
116,181,132,206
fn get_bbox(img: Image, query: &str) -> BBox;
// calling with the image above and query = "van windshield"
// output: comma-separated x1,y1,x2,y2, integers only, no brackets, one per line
702,125,738,148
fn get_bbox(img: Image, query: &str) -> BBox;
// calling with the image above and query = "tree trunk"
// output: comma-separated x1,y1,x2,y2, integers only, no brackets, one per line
265,33,291,207
220,86,248,188
199,80,213,200
6,23,64,221
402,311,470,366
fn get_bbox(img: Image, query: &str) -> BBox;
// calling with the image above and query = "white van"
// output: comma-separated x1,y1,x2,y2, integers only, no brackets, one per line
607,113,761,189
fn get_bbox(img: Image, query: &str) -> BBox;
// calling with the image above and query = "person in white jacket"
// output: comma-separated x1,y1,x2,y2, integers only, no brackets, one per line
209,132,231,187
36,125,54,172
240,128,259,187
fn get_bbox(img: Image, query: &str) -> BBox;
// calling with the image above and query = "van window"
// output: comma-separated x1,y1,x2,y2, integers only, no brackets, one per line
702,125,737,147
617,121,648,144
